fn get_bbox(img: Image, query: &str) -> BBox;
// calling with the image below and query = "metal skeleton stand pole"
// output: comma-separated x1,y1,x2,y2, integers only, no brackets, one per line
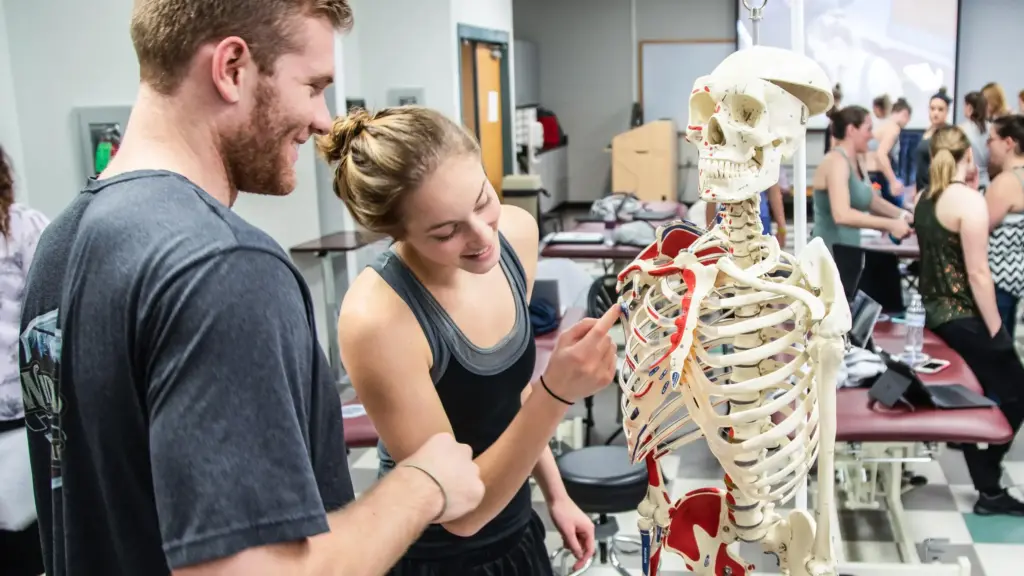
743,0,765,45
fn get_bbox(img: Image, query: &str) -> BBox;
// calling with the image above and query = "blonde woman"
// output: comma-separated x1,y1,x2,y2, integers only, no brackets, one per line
982,82,1011,120
914,125,1024,516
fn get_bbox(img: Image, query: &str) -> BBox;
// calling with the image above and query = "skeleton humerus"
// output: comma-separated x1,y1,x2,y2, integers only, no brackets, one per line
615,46,851,576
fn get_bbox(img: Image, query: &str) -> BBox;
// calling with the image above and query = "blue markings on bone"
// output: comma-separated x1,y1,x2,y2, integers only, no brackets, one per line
659,368,668,381
641,530,652,575
648,366,660,377
662,381,670,395
620,301,630,319
672,372,680,386
631,407,640,420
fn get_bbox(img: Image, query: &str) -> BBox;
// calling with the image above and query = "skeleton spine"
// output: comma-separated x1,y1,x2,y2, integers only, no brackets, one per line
720,196,771,543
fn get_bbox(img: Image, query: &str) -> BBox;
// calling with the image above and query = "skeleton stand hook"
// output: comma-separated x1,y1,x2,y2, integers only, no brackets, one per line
742,0,767,45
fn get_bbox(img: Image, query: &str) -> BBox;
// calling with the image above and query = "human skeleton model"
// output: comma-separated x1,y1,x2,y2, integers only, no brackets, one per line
616,47,851,576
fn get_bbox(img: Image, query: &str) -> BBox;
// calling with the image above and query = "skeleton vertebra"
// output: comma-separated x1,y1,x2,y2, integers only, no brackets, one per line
617,46,850,576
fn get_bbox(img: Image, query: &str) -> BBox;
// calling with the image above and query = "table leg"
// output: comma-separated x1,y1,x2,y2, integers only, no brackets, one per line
319,252,343,385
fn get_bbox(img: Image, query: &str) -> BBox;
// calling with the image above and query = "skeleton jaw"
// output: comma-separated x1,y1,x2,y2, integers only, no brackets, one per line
699,150,782,204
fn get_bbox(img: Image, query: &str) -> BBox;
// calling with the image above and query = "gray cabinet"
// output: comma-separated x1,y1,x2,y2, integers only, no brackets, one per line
513,39,540,107
534,145,568,213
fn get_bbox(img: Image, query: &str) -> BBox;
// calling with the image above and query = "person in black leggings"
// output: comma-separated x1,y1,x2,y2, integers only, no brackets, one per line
324,106,622,574
915,125,1024,515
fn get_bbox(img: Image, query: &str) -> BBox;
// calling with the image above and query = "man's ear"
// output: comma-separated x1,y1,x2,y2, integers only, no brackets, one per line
210,37,253,104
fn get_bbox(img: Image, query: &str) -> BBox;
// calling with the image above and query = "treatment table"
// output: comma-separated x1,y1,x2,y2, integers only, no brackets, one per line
827,320,1012,574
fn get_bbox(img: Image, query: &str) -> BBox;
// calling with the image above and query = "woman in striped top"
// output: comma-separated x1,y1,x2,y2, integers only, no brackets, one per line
985,115,1024,338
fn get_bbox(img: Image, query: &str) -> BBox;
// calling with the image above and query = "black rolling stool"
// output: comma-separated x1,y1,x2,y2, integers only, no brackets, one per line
581,274,622,446
552,445,649,575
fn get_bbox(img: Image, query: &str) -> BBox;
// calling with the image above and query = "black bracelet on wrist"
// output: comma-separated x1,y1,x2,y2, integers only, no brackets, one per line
401,464,447,523
540,375,574,406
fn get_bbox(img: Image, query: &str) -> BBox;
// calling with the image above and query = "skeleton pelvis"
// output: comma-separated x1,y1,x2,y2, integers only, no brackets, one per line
664,488,752,576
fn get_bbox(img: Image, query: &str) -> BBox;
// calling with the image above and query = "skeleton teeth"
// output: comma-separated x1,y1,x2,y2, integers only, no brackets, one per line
700,159,758,181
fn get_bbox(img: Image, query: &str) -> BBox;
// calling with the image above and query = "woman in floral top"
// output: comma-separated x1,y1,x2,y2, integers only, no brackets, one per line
914,126,1024,517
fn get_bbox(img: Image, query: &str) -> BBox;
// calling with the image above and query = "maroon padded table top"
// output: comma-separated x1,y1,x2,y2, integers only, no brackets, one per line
342,399,379,449
342,308,587,448
540,202,687,260
861,234,920,259
834,321,1012,444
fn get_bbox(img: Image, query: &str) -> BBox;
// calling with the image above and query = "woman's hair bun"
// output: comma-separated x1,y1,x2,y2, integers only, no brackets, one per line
938,86,949,96
317,108,373,165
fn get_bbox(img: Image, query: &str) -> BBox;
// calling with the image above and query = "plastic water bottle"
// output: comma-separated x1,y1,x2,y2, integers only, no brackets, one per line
603,210,617,247
903,294,926,364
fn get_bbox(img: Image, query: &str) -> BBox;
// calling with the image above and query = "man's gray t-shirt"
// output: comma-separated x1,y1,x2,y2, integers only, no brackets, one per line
19,171,354,575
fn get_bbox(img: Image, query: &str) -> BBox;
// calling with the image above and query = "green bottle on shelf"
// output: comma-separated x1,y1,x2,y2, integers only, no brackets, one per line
94,141,113,175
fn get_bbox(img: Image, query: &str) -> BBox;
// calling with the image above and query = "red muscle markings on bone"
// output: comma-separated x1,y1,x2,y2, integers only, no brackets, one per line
685,487,722,497
646,453,661,487
651,270,697,368
715,543,749,576
661,229,700,256
665,491,724,564
650,547,662,575
649,264,686,277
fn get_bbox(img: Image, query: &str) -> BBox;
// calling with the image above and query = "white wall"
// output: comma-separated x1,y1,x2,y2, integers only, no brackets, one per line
514,0,653,204
954,0,1024,124
1,0,332,347
0,1,27,202
345,0,456,116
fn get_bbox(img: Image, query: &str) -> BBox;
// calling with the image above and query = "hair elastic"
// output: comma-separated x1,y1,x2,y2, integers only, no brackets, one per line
540,375,574,406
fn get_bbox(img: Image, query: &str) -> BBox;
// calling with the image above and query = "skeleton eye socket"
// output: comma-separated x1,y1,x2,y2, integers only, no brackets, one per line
724,94,764,127
689,92,716,124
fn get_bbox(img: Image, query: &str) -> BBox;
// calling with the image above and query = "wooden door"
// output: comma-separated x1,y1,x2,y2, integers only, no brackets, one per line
459,41,477,137
474,43,504,199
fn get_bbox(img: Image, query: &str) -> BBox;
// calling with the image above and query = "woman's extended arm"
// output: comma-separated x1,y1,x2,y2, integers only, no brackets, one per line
868,190,906,219
984,175,1017,231
520,384,569,503
826,157,904,234
766,184,786,246
956,188,1003,335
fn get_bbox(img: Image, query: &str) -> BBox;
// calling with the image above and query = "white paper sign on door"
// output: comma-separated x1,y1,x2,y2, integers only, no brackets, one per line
487,91,499,123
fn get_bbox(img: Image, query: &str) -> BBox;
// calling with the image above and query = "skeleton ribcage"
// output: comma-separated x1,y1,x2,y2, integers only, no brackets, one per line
620,266,823,507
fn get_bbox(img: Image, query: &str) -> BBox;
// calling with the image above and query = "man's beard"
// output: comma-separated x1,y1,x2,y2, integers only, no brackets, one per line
222,80,296,197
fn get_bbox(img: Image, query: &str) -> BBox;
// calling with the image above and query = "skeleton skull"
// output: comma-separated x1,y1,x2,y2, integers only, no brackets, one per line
686,46,834,204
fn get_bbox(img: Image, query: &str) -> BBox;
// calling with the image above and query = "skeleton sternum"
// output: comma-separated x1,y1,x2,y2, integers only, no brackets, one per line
720,197,772,543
